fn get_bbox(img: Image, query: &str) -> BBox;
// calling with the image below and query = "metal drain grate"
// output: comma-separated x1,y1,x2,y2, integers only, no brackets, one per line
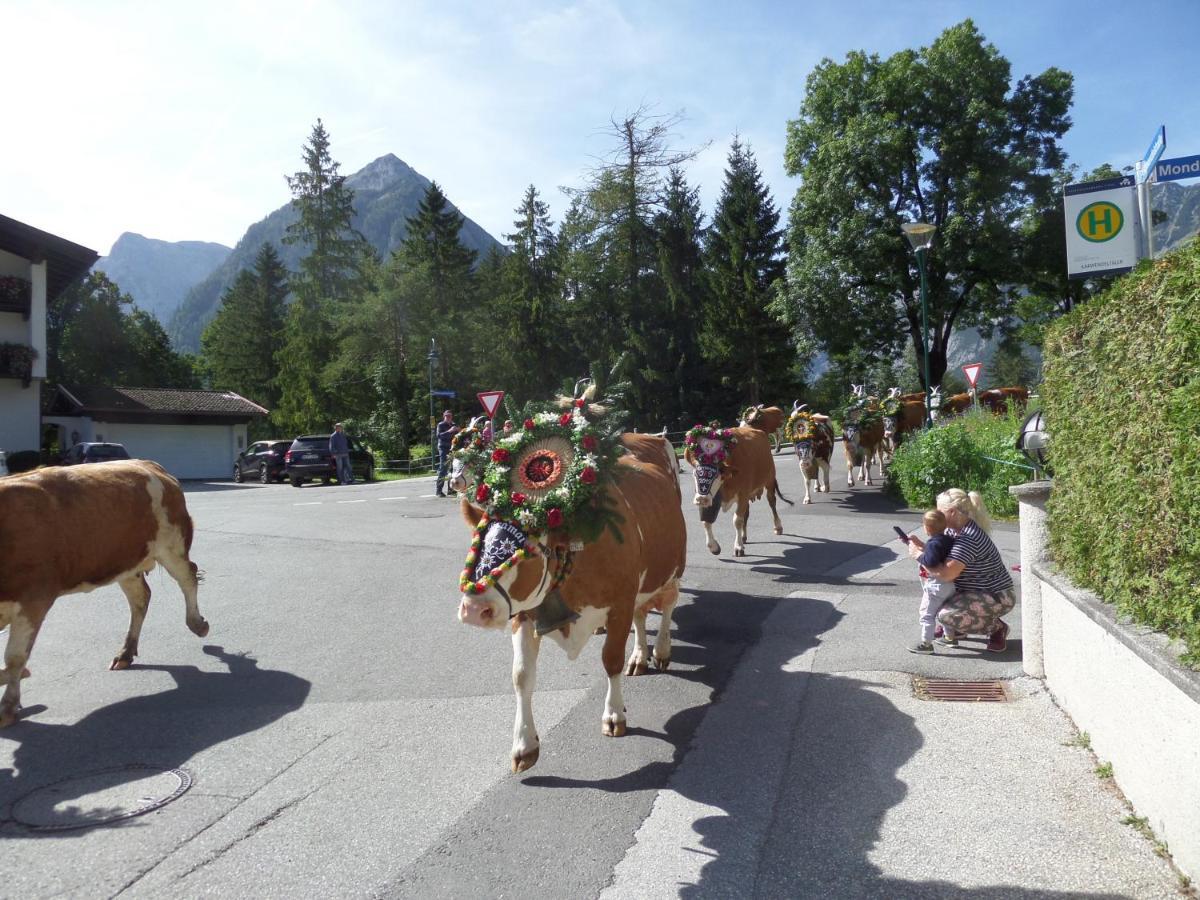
912,677,1008,702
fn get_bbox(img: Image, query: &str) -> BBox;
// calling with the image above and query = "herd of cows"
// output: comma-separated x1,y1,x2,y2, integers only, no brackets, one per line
0,384,1027,773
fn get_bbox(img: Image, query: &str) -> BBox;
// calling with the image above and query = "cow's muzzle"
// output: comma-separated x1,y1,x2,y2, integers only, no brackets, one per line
458,595,506,629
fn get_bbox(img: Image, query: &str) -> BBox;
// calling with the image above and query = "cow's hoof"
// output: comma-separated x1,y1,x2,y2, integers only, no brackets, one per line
602,717,626,737
734,547,746,558
653,655,670,671
511,746,540,772
625,658,648,676
803,498,812,505
774,526,783,535
707,543,721,556
110,656,133,671
189,618,210,638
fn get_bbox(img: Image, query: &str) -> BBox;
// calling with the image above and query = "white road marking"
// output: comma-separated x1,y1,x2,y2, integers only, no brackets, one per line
377,496,407,501
420,494,438,498
336,499,368,504
294,502,322,506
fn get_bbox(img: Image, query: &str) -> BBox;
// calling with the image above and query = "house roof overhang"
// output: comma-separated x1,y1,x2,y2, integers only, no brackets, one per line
0,214,99,302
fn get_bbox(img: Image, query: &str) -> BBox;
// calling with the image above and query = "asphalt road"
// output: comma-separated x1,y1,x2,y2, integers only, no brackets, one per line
0,448,1032,898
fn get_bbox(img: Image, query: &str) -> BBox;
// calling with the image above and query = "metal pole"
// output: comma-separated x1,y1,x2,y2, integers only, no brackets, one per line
918,248,933,428
428,339,436,460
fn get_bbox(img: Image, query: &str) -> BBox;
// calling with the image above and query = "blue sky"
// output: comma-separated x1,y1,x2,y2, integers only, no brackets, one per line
4,0,1198,256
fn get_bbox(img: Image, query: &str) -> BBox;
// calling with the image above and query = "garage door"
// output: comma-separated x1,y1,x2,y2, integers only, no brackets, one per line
100,423,235,480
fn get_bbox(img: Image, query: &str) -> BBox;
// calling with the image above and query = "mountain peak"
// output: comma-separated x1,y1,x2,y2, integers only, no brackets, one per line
346,154,425,192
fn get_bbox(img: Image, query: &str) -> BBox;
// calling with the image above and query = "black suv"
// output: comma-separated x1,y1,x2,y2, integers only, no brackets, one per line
284,435,375,487
234,440,291,484
62,442,131,465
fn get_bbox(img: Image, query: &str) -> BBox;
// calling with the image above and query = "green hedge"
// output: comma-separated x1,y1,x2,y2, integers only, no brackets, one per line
885,408,1032,519
1043,237,1200,666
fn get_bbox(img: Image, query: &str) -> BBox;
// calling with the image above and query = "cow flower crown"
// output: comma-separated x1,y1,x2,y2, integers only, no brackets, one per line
684,422,738,466
785,410,818,443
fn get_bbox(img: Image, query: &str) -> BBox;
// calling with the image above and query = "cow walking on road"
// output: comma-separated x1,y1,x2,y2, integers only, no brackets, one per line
785,405,834,504
685,422,791,557
0,460,209,727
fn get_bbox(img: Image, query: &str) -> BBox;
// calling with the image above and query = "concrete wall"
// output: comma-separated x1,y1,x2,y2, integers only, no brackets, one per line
0,379,40,451
1035,565,1200,881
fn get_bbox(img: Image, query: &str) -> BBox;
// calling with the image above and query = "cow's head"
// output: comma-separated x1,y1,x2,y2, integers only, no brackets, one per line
740,404,764,428
685,446,726,509
456,505,563,629
794,438,815,464
448,416,490,495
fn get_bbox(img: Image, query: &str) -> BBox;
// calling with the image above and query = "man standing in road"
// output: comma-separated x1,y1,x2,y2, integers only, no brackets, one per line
330,422,353,485
435,410,458,497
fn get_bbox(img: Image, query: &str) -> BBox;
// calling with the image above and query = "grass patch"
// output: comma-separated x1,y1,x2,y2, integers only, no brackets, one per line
1095,761,1114,779
1063,730,1092,749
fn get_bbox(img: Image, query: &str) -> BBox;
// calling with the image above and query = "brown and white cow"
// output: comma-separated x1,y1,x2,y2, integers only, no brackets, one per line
788,407,834,504
686,426,791,557
929,387,973,421
0,460,209,727
882,398,927,455
456,433,686,771
741,404,786,437
842,393,886,487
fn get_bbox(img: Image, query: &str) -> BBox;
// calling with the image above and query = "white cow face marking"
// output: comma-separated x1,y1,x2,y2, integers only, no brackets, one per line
457,520,552,629
448,457,476,494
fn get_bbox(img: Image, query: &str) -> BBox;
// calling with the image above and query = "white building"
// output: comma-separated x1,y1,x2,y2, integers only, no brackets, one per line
0,214,98,454
45,385,268,480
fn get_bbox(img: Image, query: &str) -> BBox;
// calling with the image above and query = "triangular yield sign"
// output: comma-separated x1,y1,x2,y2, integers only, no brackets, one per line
962,363,983,389
477,391,505,418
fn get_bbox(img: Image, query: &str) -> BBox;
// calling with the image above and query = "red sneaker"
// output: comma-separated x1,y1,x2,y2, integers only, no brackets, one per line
986,621,1009,653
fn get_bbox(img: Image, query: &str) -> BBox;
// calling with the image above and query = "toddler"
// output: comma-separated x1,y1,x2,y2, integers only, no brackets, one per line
907,509,955,655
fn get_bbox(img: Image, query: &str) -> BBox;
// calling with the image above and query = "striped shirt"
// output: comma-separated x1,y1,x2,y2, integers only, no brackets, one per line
947,519,1013,594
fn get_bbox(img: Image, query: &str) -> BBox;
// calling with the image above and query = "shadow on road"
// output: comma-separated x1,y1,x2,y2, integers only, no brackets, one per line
0,645,310,837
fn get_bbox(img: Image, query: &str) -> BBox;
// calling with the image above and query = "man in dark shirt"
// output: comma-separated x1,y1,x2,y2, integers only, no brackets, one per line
330,423,353,485
435,410,458,497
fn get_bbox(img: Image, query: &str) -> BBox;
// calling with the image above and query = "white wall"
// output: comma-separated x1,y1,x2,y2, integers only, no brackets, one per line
100,422,240,479
30,261,46,378
0,379,40,451
1040,573,1200,881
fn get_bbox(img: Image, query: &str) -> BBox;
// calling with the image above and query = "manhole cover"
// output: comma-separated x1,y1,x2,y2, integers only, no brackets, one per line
10,765,192,832
912,677,1008,702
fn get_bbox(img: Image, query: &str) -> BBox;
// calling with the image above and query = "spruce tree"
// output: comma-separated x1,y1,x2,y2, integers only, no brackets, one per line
702,137,793,407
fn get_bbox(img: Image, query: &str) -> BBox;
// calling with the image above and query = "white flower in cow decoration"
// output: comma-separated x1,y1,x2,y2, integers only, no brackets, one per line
684,422,739,466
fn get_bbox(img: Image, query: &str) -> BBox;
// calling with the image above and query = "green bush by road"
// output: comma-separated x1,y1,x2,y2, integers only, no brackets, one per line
1043,236,1200,666
886,408,1032,519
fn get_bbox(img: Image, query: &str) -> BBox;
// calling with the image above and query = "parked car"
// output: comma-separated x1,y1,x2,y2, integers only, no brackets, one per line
234,439,292,484
62,442,131,465
284,435,375,487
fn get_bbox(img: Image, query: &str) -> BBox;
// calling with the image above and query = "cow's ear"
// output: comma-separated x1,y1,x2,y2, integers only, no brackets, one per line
461,497,483,528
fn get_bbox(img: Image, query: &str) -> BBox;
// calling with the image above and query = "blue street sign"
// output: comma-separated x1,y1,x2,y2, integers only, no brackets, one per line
1138,125,1166,183
1153,154,1200,183
431,389,457,398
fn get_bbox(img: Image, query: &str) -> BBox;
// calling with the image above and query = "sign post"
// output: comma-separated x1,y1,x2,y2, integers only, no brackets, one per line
1063,175,1139,279
477,391,505,419
962,362,983,409
1137,126,1166,259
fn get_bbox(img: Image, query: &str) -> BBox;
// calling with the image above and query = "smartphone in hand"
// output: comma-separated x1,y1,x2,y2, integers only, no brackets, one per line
893,526,910,544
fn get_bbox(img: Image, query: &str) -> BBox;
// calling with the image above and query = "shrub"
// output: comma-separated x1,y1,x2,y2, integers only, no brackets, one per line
5,450,42,473
886,408,1032,518
1042,237,1200,665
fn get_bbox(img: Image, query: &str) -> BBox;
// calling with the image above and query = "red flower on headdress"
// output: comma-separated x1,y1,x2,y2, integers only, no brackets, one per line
580,466,596,484
476,484,491,503
546,508,564,529
581,434,598,451
491,448,510,463
511,492,526,505
559,412,573,426
574,398,585,408
523,418,536,430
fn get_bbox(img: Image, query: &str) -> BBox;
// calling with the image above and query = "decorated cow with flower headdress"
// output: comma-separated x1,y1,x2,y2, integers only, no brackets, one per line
842,385,886,487
454,389,687,771
447,416,491,498
684,420,791,557
784,402,835,504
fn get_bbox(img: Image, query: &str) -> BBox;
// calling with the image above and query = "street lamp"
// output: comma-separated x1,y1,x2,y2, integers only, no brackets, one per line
428,338,439,464
902,222,937,428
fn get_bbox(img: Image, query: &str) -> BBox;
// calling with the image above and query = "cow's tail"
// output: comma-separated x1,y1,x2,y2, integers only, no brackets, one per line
773,478,794,506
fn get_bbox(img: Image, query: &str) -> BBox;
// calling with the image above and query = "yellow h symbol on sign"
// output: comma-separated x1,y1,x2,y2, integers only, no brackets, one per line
1076,201,1123,243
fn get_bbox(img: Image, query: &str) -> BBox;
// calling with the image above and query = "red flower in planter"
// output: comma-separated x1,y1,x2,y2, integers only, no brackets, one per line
546,508,564,529
580,466,596,484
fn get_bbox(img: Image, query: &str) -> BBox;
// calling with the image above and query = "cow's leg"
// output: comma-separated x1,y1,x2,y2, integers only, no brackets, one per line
159,553,209,638
767,486,783,535
819,459,831,493
699,499,721,555
601,609,633,737
803,473,813,505
733,497,750,557
1,598,52,728
625,610,650,676
111,574,151,670
511,616,541,772
651,581,679,671
845,451,856,487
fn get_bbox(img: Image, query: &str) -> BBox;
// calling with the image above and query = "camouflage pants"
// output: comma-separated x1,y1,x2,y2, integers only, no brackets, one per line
936,588,1016,637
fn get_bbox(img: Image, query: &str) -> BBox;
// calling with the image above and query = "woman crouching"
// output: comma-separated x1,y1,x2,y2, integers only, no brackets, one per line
906,488,1015,652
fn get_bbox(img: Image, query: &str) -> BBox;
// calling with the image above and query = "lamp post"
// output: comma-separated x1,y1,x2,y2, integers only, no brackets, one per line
427,338,439,464
902,222,937,428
